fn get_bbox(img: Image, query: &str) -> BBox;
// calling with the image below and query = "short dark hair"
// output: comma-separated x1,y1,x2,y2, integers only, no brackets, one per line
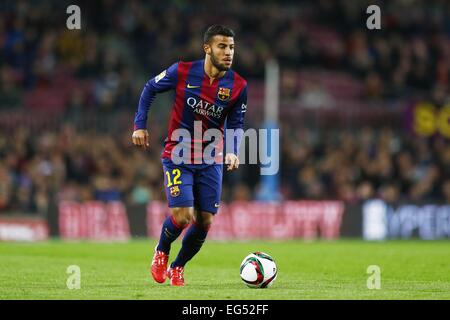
203,25,235,43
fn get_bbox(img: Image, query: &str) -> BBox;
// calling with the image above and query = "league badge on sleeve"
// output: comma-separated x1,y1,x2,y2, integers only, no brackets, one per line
155,70,167,83
218,87,231,101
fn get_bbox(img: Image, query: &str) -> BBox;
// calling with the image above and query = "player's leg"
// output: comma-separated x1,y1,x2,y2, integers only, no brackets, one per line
151,159,194,283
170,209,213,268
167,209,213,286
168,164,222,286
155,206,193,254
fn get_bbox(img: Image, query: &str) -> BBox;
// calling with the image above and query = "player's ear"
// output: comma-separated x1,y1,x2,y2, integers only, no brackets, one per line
203,43,211,55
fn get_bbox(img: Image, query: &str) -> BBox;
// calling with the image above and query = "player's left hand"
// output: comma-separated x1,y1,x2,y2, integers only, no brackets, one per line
225,153,239,171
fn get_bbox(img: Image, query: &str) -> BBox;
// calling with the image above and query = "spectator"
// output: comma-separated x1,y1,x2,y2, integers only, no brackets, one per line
0,0,449,215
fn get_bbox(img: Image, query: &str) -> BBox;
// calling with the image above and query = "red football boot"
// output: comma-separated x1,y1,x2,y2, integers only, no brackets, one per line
151,249,169,283
167,266,185,286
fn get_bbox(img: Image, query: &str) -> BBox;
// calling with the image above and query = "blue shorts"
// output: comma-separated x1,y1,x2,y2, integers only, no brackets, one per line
161,158,223,214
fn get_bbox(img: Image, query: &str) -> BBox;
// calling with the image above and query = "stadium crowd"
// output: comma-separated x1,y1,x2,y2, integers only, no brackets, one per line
1,0,449,214
0,0,449,111
0,124,449,214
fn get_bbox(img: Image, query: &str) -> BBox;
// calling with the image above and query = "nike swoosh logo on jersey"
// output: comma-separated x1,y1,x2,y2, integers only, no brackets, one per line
187,84,201,89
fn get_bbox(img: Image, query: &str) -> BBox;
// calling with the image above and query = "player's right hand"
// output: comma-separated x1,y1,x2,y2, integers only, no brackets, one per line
132,129,150,149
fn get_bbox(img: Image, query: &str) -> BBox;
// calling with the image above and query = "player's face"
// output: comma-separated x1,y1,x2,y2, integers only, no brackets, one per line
206,36,234,71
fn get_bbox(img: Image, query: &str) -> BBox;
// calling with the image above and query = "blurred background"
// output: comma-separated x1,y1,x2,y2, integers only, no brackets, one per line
0,0,449,240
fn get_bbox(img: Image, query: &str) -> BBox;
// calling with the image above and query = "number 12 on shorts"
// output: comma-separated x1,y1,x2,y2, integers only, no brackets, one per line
165,169,182,187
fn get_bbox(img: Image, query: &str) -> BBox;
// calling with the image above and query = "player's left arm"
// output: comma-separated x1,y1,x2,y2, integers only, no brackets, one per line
225,84,247,171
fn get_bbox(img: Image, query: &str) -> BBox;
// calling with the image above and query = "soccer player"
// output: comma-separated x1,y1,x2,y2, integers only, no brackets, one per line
132,25,247,286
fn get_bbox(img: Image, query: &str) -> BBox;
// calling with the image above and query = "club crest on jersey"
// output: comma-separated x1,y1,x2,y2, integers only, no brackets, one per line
217,87,231,101
170,186,180,197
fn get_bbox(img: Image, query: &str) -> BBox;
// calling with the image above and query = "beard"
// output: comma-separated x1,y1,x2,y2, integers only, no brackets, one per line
210,51,232,71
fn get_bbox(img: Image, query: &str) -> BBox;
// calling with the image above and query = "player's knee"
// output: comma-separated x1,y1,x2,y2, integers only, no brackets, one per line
200,221,212,231
171,207,193,228
197,212,214,231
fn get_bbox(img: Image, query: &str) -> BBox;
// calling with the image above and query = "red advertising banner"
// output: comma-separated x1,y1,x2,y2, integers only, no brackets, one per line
147,200,344,240
59,201,130,241
0,217,49,241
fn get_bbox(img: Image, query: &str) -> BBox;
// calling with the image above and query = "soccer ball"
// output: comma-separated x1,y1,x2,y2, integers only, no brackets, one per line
240,252,277,288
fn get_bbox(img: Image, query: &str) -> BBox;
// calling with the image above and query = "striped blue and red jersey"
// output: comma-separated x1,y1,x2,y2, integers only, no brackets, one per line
134,59,247,164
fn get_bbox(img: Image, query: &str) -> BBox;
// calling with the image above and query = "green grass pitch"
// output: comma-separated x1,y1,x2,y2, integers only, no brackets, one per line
0,239,449,299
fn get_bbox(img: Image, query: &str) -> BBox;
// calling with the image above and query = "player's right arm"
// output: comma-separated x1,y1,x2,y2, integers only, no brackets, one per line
132,62,179,148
